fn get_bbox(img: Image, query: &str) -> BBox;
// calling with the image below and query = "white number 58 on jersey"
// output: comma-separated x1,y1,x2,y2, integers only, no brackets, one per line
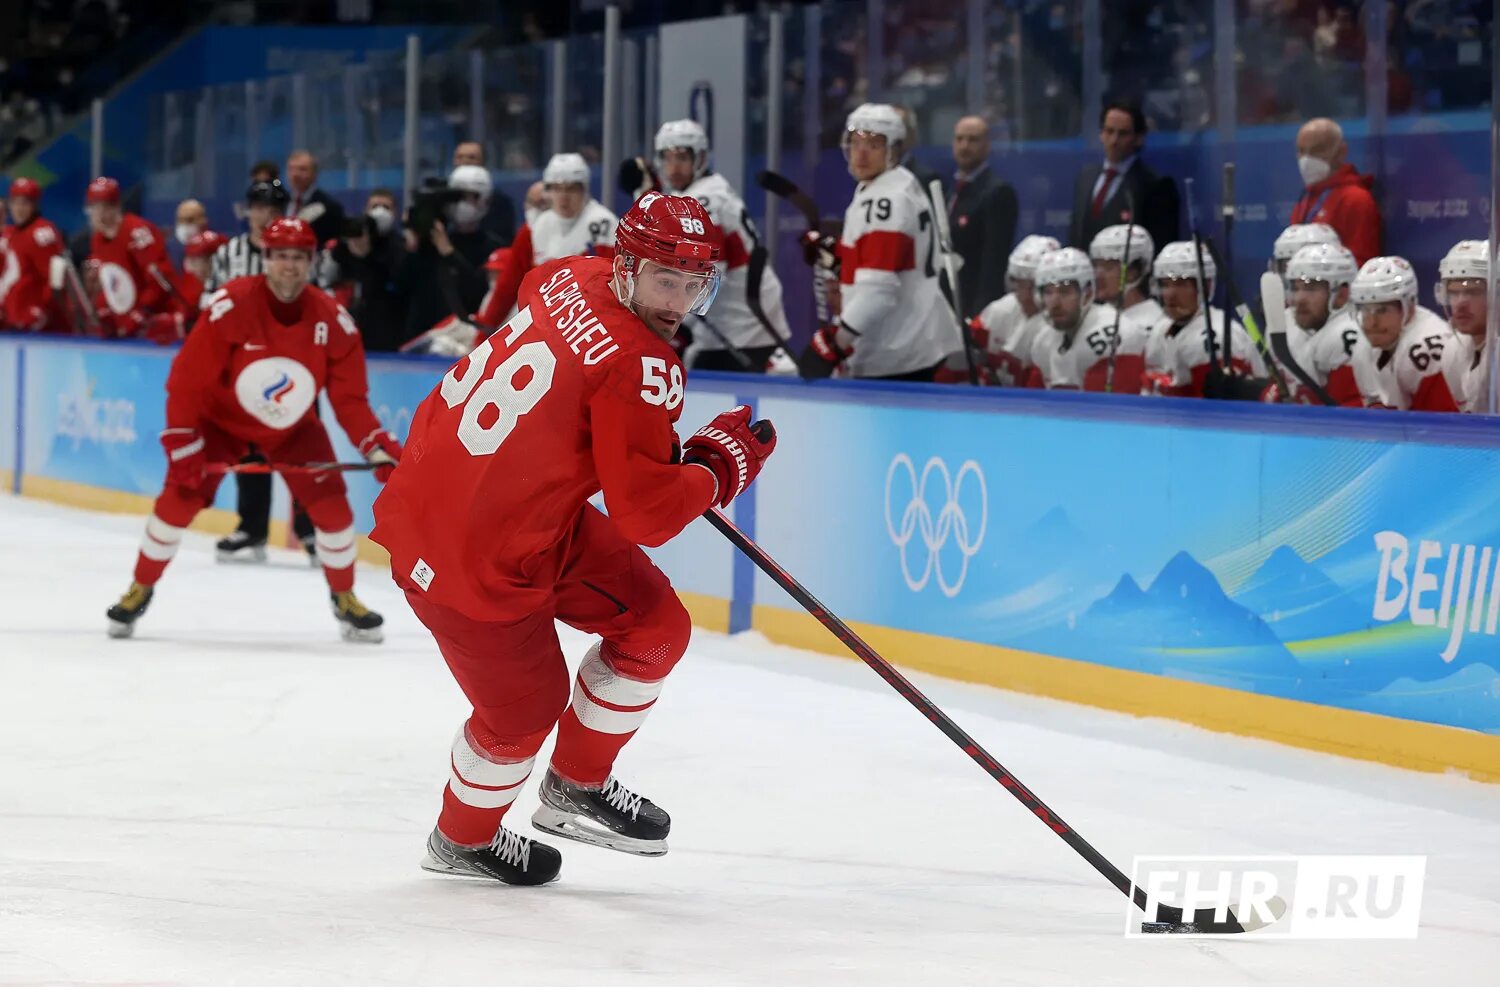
640,357,684,411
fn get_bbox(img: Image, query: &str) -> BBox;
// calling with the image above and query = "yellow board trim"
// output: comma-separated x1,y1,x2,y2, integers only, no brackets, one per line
678,591,730,634
752,603,1500,783
18,475,390,566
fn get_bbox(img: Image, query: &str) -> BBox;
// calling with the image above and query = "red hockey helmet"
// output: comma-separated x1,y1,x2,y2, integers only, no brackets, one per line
8,177,41,201
612,192,724,317
261,217,317,254
86,176,121,204
484,246,508,273
185,229,227,259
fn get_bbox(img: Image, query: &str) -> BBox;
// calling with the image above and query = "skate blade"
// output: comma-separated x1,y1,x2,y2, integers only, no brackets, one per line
419,851,561,885
339,624,385,644
106,620,135,639
531,805,668,857
215,547,269,564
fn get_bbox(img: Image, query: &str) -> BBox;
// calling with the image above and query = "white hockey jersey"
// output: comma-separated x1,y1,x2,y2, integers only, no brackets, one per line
1144,305,1266,397
1123,296,1163,327
1351,306,1464,412
1278,307,1363,405
970,292,1042,386
836,165,952,378
477,200,619,327
1025,303,1150,392
677,172,790,352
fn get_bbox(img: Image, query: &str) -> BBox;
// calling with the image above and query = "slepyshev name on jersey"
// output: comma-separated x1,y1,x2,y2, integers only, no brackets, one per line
537,265,620,366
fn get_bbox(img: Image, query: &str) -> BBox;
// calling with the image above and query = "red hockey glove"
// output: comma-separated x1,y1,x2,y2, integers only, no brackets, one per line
160,427,206,488
965,317,990,353
797,323,857,379
358,429,403,483
683,406,777,509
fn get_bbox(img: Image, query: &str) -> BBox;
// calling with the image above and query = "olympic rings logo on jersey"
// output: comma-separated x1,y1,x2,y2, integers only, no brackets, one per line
235,357,317,430
97,261,137,315
883,454,988,597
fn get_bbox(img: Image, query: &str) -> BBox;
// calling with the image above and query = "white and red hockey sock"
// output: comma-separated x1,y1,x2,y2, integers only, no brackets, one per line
550,642,666,787
132,513,186,586
438,717,545,847
313,524,357,593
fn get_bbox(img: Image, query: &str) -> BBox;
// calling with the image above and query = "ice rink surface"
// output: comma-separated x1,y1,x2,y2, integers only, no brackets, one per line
2,493,1499,986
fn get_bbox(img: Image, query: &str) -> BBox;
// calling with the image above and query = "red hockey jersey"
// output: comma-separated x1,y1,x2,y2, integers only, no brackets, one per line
371,255,716,623
89,213,179,333
166,276,384,451
2,217,67,331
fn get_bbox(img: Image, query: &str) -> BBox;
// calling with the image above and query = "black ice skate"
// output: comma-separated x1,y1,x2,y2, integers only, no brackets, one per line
330,590,384,643
420,826,561,886
531,770,670,857
106,582,154,639
215,530,267,563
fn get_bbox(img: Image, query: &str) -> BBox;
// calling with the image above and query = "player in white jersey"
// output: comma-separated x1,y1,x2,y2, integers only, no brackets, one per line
1270,222,1341,285
1143,240,1264,397
1433,240,1491,413
966,234,1057,386
476,153,618,328
1278,242,1363,405
1089,223,1163,328
1024,247,1147,392
651,119,791,372
1348,256,1463,412
801,103,951,380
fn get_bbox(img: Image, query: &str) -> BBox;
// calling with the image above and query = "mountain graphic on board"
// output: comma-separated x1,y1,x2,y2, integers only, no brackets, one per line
974,506,1122,634
1079,551,1303,683
1230,545,1371,643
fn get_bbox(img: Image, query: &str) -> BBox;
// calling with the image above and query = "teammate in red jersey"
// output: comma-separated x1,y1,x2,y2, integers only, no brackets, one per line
83,176,185,340
371,193,777,886
105,218,403,643
2,178,70,333
179,229,227,313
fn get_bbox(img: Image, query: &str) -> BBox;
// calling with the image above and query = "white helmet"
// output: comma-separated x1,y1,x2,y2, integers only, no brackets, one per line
841,103,906,169
1272,222,1340,275
543,152,590,187
1286,243,1358,290
1350,256,1418,318
1035,248,1096,292
654,118,709,156
1152,240,1216,297
448,164,493,197
1089,224,1155,268
1007,234,1061,284
1436,240,1490,307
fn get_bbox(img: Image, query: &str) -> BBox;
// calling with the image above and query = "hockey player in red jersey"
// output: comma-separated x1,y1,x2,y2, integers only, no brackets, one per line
84,176,184,340
105,218,403,642
179,229,227,313
3,178,69,332
370,193,777,886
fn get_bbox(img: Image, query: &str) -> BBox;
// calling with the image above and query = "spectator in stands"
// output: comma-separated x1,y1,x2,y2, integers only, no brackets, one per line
1068,101,1180,262
395,165,503,344
328,188,406,353
1289,117,1381,266
284,150,345,245
452,140,516,245
946,115,1018,317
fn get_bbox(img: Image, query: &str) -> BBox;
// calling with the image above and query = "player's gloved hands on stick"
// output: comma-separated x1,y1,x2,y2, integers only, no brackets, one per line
798,323,857,379
683,405,777,509
358,429,404,483
160,427,206,488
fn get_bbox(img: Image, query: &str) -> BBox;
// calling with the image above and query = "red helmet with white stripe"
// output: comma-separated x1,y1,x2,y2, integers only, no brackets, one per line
612,192,724,318
9,177,41,201
186,229,227,259
85,176,120,204
261,217,317,254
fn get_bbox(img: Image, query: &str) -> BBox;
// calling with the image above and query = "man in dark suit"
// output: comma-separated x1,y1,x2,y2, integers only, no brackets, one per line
284,150,347,246
946,115,1018,317
1068,102,1179,259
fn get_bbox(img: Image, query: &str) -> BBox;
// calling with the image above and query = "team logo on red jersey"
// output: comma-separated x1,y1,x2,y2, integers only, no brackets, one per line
98,261,137,314
234,357,316,429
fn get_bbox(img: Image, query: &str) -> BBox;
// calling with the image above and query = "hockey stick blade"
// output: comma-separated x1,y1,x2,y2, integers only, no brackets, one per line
1260,272,1336,406
757,170,820,228
706,506,1273,934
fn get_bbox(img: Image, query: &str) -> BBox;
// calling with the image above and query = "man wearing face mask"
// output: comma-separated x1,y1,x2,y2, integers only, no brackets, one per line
396,165,504,343
1289,118,1381,267
327,188,406,352
173,199,208,260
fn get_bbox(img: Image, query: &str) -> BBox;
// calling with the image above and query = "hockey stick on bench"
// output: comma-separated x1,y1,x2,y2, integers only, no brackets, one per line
1261,272,1337,406
706,505,1285,934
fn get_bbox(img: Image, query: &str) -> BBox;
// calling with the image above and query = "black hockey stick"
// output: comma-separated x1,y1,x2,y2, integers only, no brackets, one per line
744,243,797,356
1184,177,1223,372
1104,192,1138,393
1221,162,1236,372
209,461,379,475
688,313,756,371
758,170,840,328
757,170,819,229
1261,271,1337,406
927,178,980,385
706,505,1283,934
1200,238,1290,400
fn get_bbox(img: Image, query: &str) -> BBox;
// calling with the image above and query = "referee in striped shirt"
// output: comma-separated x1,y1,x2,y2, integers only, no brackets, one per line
212,177,317,563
